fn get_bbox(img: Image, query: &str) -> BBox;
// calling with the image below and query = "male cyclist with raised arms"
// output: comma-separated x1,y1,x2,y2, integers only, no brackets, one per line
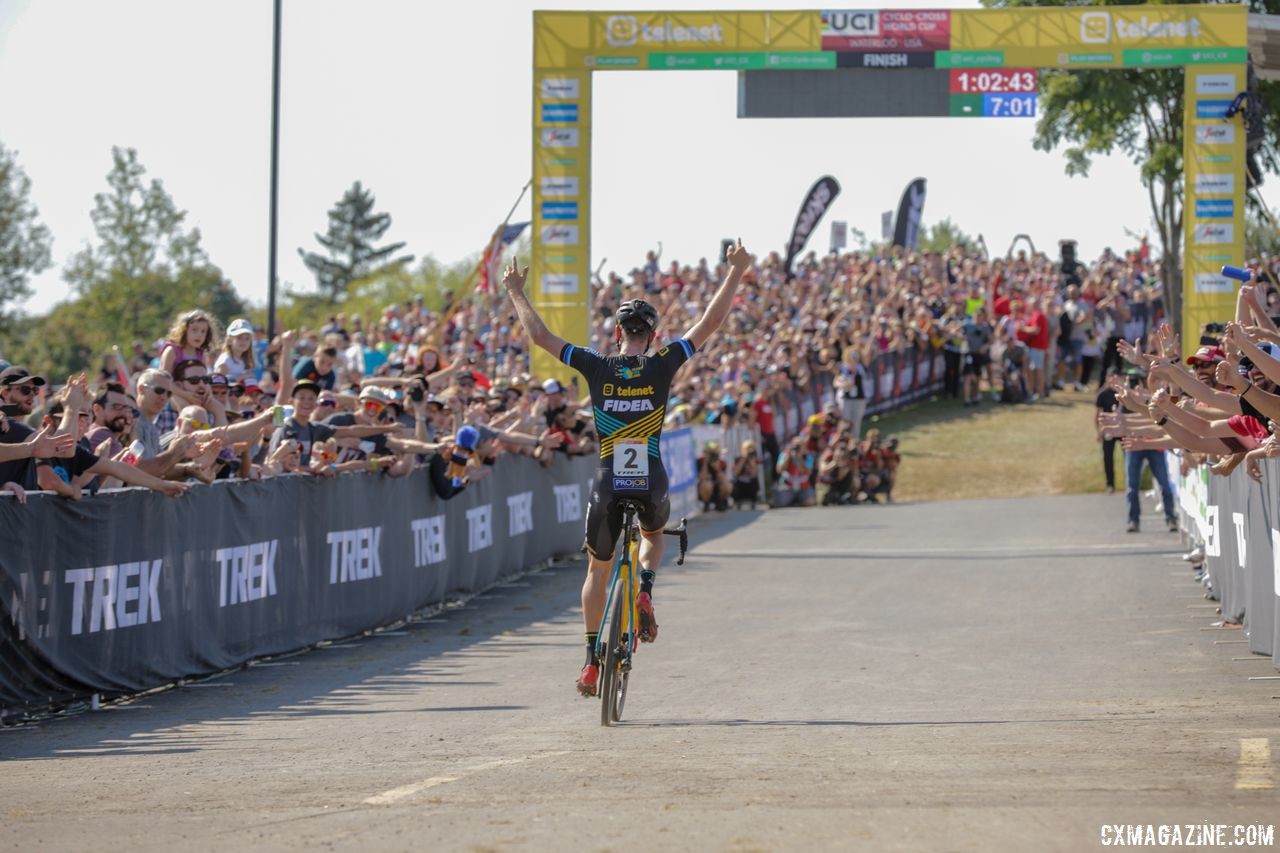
503,241,752,697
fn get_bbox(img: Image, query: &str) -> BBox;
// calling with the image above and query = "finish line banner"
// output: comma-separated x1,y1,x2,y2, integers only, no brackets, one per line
0,456,595,714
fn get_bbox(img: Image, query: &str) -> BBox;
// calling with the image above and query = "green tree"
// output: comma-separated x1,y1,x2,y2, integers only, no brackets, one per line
986,0,1280,333
918,217,975,253
0,142,53,333
16,146,245,379
299,181,413,302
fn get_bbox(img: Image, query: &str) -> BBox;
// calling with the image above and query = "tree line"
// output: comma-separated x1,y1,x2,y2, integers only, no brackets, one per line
0,144,467,380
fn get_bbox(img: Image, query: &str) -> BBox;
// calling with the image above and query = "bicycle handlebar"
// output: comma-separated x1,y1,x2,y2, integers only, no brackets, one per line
663,518,688,565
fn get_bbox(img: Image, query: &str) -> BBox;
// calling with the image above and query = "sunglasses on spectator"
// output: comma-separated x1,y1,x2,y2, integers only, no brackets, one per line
362,400,385,414
183,376,212,385
106,402,140,417
10,385,36,395
319,399,336,408
144,385,172,397
185,418,213,430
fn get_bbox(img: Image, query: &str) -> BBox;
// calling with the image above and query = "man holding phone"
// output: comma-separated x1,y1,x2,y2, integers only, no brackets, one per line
504,239,753,698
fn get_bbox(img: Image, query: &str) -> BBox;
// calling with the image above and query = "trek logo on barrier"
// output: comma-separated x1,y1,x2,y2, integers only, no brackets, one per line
411,515,447,567
1194,124,1235,145
554,483,582,523
327,527,383,583
541,224,578,246
216,541,278,607
467,504,493,553
604,15,725,48
64,560,163,636
508,491,534,536
540,77,579,100
1232,512,1247,568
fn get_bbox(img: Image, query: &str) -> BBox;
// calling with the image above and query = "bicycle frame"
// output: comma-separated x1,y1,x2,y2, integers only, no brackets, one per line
595,503,640,666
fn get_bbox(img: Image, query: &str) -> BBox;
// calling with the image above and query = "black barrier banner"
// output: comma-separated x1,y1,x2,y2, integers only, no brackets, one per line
892,177,926,250
783,175,841,277
1204,474,1228,607
0,456,596,713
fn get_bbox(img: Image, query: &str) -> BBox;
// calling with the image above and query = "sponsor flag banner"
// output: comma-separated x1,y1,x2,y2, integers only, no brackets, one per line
783,175,842,277
892,177,927,250
1183,63,1246,335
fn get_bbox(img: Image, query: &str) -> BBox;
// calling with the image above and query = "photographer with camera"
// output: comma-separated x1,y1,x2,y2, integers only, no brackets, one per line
771,438,816,508
696,439,732,512
731,439,761,509
817,432,858,506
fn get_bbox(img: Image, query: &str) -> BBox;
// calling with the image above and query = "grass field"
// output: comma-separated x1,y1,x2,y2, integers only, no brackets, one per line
868,387,1114,503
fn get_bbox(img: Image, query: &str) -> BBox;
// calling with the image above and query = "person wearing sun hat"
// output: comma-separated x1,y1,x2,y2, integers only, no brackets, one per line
215,318,257,383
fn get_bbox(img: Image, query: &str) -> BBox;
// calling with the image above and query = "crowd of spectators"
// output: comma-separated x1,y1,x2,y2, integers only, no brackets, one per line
1,238,1167,511
1094,263,1280,538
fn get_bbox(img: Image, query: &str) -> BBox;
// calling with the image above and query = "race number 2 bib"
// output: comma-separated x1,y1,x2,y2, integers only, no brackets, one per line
612,438,650,490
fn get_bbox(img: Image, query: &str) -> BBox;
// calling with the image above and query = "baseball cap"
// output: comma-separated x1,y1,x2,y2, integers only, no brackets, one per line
0,366,45,387
292,379,323,397
209,373,229,386
542,378,564,395
359,386,394,405
455,425,480,451
226,318,253,337
1186,346,1225,365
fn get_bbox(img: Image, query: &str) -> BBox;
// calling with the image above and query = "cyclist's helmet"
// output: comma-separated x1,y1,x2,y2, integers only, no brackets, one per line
615,299,659,336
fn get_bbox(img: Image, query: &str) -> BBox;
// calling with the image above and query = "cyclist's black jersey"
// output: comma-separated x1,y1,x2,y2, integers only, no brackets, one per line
559,338,695,478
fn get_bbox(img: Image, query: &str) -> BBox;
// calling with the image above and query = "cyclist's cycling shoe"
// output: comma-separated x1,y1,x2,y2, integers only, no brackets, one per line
577,663,599,697
636,592,659,643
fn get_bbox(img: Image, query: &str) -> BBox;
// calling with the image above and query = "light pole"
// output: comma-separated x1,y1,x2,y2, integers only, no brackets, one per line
267,0,282,338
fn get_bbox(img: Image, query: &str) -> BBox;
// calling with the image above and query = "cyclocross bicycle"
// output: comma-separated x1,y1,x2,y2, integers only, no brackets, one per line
595,500,688,727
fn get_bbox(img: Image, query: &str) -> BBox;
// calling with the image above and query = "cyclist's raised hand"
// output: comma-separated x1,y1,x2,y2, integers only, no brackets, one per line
726,238,752,272
503,257,530,295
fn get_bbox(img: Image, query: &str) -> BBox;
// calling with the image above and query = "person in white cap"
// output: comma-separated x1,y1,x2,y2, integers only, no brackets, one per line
503,239,754,699
215,318,256,383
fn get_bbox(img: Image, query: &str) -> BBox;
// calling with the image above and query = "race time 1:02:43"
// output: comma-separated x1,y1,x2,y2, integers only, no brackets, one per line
949,68,1037,93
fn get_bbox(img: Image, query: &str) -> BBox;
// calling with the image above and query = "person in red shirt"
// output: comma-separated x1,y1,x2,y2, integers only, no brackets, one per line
1017,296,1051,401
751,390,780,481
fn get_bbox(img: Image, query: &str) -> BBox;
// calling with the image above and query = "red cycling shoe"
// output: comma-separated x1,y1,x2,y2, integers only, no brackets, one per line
576,662,599,697
636,592,658,643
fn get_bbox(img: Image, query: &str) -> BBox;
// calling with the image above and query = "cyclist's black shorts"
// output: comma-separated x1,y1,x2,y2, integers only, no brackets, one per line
585,466,670,560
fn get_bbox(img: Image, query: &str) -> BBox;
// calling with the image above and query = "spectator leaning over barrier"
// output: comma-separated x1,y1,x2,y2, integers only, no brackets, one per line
85,382,136,461
266,379,397,473
0,412,75,503
0,366,45,417
158,309,216,377
425,424,491,499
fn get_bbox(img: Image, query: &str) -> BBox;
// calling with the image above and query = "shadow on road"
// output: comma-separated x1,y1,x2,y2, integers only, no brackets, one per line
620,716,1148,729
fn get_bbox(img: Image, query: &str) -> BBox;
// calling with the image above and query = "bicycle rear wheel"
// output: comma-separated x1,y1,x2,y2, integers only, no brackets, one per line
600,578,629,726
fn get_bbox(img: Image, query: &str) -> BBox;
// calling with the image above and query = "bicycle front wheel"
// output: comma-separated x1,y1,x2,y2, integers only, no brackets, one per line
600,579,630,726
